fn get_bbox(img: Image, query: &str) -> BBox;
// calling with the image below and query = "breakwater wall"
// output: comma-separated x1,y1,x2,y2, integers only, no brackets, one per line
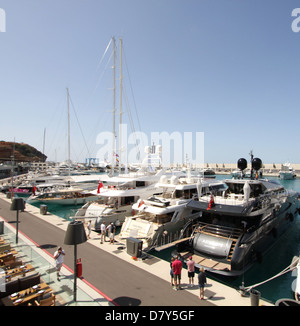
171,163,300,177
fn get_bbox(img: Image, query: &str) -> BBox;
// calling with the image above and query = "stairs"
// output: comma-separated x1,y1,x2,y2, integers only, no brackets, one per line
196,222,242,262
227,239,238,261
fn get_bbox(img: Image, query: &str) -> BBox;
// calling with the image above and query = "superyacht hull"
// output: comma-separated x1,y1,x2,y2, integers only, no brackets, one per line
174,186,299,277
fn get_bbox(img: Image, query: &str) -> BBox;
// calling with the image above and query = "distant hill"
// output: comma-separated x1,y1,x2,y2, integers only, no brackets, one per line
0,141,47,162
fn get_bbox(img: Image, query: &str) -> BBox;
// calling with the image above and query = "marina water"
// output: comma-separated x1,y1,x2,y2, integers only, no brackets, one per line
29,175,300,304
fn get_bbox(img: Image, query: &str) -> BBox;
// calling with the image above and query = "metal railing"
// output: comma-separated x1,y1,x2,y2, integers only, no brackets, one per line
193,222,242,240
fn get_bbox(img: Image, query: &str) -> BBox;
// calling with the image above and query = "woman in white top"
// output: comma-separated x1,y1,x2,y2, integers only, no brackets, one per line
54,246,65,281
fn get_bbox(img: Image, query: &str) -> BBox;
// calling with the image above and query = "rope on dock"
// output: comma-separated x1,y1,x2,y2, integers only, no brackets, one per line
243,257,299,292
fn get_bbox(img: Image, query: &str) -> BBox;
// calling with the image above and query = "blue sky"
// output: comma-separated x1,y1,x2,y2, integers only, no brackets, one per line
1,1,300,165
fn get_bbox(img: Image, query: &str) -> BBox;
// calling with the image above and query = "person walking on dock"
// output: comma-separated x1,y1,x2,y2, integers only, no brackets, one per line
170,257,174,287
198,267,207,300
187,256,195,287
87,220,92,239
54,246,65,281
172,256,182,290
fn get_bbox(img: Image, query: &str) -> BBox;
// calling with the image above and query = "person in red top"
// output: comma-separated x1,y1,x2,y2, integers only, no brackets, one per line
172,256,183,290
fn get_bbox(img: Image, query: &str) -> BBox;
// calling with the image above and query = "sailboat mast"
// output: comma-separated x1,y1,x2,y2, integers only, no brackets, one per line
67,87,71,175
112,37,116,172
43,128,46,156
10,138,15,199
119,38,123,173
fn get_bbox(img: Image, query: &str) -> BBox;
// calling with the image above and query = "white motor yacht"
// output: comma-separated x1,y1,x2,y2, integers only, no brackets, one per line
118,175,225,251
74,173,165,227
27,187,99,206
279,163,297,180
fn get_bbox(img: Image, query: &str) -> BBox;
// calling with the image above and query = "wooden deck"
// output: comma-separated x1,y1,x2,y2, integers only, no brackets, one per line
154,237,191,252
179,250,231,271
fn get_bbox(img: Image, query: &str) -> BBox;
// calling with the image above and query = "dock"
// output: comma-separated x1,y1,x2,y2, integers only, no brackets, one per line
0,193,273,306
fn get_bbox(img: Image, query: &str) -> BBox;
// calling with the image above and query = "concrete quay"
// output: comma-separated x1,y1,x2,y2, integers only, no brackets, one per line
176,163,300,177
0,193,273,307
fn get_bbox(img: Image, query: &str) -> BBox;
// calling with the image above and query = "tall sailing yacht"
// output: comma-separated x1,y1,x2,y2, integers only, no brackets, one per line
74,38,165,226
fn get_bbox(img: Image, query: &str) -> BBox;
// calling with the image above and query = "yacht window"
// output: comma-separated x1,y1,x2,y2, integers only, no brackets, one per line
159,213,172,223
149,213,173,224
136,181,145,187
209,184,227,195
175,190,184,198
226,183,245,194
183,190,190,199
202,187,210,196
122,196,135,205
190,188,198,197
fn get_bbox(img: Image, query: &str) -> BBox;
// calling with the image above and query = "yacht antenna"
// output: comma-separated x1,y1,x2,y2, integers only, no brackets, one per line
67,87,71,176
43,128,46,156
10,138,15,200
249,150,253,180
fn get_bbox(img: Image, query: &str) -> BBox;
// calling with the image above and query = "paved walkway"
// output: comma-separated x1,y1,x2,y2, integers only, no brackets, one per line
1,220,112,306
0,194,272,306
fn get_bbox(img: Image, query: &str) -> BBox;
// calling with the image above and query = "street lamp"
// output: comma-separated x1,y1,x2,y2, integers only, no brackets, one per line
10,198,25,244
64,220,87,302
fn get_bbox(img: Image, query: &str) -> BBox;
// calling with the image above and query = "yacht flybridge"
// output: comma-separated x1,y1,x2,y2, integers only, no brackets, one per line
174,157,300,276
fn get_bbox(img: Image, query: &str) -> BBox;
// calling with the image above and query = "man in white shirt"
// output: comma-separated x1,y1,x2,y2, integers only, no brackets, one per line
54,246,65,281
100,221,106,244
